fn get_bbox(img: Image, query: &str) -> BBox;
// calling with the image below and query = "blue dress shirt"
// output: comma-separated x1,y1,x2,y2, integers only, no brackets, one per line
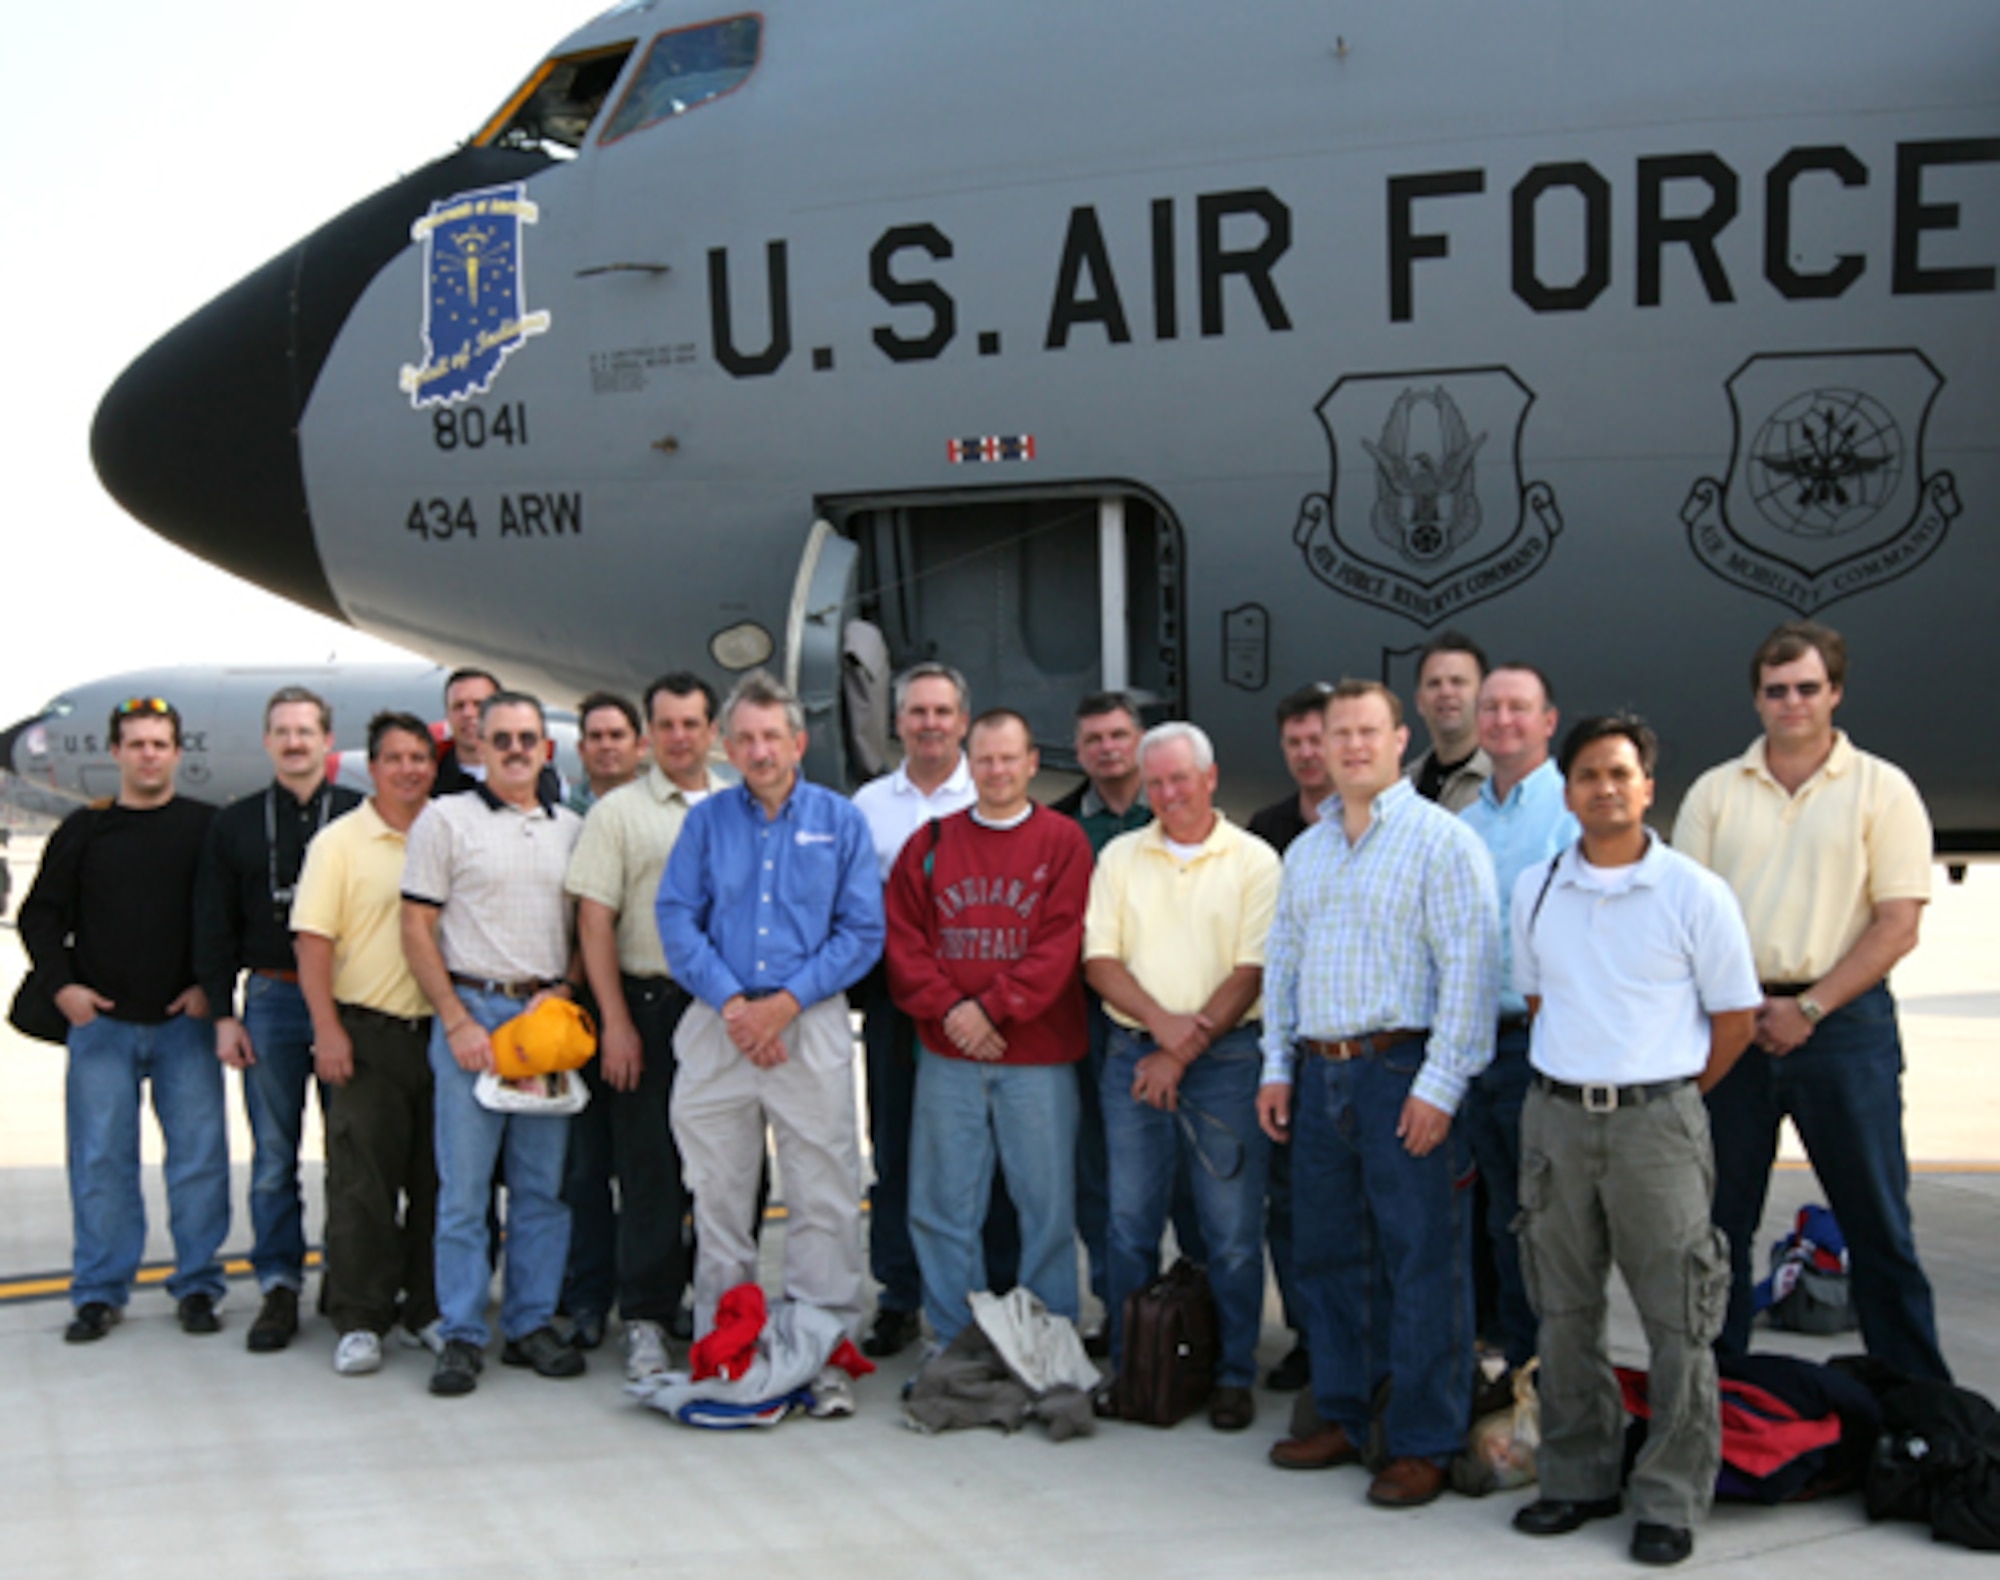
1458,760,1579,1017
656,777,884,1012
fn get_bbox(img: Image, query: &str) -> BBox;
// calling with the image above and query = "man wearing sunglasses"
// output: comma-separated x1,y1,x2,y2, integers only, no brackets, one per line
1674,620,1948,1383
193,686,361,1353
402,691,586,1396
21,698,228,1343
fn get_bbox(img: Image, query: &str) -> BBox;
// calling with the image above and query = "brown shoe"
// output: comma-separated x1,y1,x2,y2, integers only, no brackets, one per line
1268,1422,1362,1470
1367,1456,1447,1508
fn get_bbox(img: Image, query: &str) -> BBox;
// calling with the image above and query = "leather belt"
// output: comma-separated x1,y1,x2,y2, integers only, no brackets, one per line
449,972,555,1001
1300,1027,1425,1062
1535,1072,1691,1113
1761,981,1812,996
254,968,300,984
338,1002,431,1037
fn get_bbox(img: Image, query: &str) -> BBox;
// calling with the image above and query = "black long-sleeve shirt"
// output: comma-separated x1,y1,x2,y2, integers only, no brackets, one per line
192,779,361,1013
20,797,216,1024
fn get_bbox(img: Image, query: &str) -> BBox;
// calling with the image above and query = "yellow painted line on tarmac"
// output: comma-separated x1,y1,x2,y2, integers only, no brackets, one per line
0,1205,796,1305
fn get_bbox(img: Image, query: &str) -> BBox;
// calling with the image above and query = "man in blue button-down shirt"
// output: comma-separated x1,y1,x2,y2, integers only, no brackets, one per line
657,672,884,1344
1458,664,1578,1375
1257,679,1499,1509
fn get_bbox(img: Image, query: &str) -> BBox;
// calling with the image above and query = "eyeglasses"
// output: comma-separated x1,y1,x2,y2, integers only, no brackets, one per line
488,729,543,752
1760,681,1826,701
115,697,173,716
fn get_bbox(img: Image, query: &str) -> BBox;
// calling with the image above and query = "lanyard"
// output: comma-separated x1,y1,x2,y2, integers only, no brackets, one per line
266,784,333,910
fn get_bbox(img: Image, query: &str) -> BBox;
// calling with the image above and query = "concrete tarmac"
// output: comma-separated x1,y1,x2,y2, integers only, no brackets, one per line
2,853,1996,1578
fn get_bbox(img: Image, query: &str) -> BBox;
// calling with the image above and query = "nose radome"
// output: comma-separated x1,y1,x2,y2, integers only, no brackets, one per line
89,145,553,622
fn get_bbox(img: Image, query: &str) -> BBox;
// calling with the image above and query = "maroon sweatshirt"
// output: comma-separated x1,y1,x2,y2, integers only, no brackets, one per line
884,805,1091,1065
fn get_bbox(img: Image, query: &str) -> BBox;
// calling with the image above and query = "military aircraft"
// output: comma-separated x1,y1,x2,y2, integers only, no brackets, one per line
88,1,1999,849
0,663,583,811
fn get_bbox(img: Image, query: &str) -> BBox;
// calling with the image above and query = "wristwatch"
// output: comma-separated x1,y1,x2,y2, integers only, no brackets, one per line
1797,994,1826,1025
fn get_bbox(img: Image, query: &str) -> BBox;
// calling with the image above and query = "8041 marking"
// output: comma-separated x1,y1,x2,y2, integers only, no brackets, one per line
432,402,530,451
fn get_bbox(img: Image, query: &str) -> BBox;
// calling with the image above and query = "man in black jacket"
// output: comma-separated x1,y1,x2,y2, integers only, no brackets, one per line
194,686,361,1352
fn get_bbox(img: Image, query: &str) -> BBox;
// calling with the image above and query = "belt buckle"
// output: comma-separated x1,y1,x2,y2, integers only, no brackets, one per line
1582,1082,1618,1114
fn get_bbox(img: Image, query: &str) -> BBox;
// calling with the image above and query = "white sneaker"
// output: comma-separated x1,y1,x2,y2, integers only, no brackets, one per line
397,1319,445,1354
623,1319,671,1382
334,1330,383,1376
808,1365,856,1418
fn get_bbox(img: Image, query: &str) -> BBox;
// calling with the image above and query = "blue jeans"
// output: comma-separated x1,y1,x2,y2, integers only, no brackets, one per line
909,1048,1079,1344
1706,983,1949,1382
1078,994,1208,1309
241,973,320,1292
1294,1037,1474,1461
1103,1023,1269,1388
429,989,573,1346
66,1014,229,1308
1462,1020,1537,1368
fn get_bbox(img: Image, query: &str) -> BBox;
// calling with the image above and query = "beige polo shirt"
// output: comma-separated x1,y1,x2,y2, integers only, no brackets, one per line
564,763,713,977
290,800,430,1019
1672,731,1932,983
1084,813,1280,1026
402,787,581,982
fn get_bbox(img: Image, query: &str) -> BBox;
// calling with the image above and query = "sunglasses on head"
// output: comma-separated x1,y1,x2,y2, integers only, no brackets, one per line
488,729,543,752
116,697,173,716
1761,681,1826,701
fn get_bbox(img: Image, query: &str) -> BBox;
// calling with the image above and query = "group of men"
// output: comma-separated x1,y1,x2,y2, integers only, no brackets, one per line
22,618,1950,1563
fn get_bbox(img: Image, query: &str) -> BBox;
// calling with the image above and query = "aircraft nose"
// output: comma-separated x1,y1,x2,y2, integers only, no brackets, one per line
0,713,48,777
89,145,553,623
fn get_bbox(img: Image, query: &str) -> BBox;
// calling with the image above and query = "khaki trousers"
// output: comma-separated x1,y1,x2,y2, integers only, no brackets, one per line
1518,1081,1729,1527
671,995,864,1338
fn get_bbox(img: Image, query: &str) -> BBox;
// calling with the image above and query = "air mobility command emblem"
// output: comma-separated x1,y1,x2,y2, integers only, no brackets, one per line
398,183,551,407
1682,351,1960,613
1295,368,1562,627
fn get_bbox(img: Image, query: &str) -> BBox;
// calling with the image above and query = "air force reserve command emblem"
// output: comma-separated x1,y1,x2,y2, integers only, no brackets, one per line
398,183,552,408
1682,351,1961,614
1294,369,1561,627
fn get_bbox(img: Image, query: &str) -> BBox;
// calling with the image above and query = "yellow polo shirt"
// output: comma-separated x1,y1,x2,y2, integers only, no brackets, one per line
290,801,430,1019
1671,731,1931,984
1084,813,1280,1026
564,764,711,978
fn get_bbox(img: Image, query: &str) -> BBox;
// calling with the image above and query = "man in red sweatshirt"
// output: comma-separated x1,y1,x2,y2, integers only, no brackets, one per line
885,709,1095,1347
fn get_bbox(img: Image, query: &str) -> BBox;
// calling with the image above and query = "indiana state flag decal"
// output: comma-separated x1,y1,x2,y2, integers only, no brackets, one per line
398,182,551,407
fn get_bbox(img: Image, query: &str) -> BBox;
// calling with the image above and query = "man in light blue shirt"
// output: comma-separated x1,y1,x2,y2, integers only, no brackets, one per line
1457,664,1577,1374
1258,680,1499,1509
657,671,883,1353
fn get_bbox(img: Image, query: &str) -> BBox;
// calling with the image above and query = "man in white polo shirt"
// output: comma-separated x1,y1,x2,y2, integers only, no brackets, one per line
402,690,586,1398
1509,715,1759,1569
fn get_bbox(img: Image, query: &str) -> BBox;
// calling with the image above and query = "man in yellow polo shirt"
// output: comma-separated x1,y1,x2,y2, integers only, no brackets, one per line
1085,722,1280,1433
1674,620,1948,1383
292,712,440,1378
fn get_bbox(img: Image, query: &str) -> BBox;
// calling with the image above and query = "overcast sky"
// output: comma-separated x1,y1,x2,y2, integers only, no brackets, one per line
4,1,601,727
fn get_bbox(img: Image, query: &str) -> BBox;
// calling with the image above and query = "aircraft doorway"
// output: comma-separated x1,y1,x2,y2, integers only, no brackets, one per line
823,488,1184,778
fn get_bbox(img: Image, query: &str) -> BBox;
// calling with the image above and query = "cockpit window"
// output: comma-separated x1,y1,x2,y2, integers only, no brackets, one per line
600,14,761,144
474,45,637,157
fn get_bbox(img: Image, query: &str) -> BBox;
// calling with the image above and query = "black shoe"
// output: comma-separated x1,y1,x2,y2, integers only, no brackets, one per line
177,1293,222,1335
1513,1495,1624,1537
430,1339,484,1397
504,1325,588,1378
247,1286,299,1353
1265,1340,1311,1392
64,1302,120,1344
1210,1385,1257,1431
861,1306,921,1359
566,1310,605,1351
1631,1523,1693,1566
